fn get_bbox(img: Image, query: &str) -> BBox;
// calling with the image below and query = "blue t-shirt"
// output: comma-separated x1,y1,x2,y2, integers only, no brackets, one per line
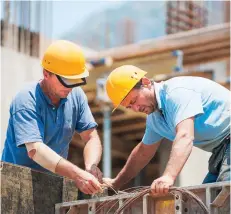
1,82,97,171
142,77,230,152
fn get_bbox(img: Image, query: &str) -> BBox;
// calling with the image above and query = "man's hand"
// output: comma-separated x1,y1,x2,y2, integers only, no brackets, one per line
102,177,116,188
74,170,103,195
150,175,174,196
86,164,103,183
102,178,120,195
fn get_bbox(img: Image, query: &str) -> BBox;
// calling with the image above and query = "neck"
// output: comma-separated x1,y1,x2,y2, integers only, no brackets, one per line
151,85,158,111
40,80,60,107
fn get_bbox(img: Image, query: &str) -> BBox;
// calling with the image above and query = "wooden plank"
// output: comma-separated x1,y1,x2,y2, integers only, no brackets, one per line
90,105,101,114
166,22,192,32
85,91,97,103
218,82,230,90
226,59,230,78
87,23,229,61
184,48,230,65
153,71,213,82
96,112,146,125
84,24,229,90
112,122,146,134
71,133,132,160
183,40,230,55
123,132,144,141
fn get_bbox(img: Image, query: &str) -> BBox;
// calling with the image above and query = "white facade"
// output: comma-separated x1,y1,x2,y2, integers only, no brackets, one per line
1,47,42,154
179,147,210,186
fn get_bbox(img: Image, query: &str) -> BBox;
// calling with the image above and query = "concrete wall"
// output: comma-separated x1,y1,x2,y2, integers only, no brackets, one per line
1,47,42,155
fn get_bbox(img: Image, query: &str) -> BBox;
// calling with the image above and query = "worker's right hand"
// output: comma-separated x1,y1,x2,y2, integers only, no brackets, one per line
102,177,118,190
74,170,103,195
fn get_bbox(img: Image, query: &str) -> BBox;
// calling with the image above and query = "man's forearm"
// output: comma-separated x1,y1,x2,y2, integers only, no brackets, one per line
26,141,85,180
83,135,102,169
114,142,160,189
163,132,193,181
56,158,85,180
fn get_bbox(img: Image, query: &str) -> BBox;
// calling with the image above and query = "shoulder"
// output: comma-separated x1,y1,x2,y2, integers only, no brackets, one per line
164,76,217,93
163,76,205,97
71,87,85,97
68,87,89,107
146,111,159,124
11,82,39,114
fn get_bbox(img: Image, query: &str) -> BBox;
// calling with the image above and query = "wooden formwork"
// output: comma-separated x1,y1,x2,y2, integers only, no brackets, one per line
0,161,78,214
55,182,230,214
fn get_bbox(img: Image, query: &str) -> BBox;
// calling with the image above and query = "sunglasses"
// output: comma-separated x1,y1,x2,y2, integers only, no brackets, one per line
56,75,87,88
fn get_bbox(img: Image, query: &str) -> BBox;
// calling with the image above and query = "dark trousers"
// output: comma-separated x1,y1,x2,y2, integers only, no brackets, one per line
203,135,230,184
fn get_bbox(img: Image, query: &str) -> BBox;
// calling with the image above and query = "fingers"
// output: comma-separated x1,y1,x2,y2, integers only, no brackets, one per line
151,181,170,196
83,180,99,194
151,181,157,196
102,177,113,184
89,179,103,193
163,184,169,194
81,184,94,195
75,178,103,195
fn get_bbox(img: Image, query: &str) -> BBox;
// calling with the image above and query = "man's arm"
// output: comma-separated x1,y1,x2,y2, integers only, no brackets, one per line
151,117,194,195
26,142,102,195
80,128,103,181
110,141,160,190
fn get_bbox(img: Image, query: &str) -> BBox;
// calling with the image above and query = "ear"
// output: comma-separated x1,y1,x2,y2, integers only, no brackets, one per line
141,77,151,88
43,69,51,80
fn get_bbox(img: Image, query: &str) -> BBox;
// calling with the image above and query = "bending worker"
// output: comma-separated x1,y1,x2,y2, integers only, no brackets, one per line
1,40,103,195
104,65,230,195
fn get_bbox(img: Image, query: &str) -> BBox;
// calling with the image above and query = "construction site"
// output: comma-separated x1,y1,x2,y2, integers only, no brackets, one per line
0,1,230,214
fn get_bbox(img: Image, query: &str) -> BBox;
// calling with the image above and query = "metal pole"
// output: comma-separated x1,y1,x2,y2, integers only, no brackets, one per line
103,105,111,178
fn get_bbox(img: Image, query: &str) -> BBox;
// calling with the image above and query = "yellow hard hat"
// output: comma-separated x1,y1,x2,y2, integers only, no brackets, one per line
106,65,147,111
42,40,89,87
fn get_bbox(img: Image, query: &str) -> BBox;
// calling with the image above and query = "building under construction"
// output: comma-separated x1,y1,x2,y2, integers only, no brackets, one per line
1,0,230,213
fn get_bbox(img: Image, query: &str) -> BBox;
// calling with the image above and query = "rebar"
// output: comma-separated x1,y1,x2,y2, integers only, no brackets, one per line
95,183,210,214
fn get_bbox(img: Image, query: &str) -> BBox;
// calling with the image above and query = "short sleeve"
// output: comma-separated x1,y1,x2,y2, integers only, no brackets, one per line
166,88,204,127
12,110,44,147
75,91,97,133
142,117,163,145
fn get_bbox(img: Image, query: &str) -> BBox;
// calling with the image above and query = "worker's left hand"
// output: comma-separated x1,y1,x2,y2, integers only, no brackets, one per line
150,175,174,196
86,164,103,183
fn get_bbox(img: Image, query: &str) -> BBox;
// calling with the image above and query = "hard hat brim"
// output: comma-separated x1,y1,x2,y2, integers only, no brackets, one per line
55,68,89,88
58,68,89,79
112,104,119,113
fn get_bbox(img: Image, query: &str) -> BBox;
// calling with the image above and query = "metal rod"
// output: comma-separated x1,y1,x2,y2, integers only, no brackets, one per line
103,105,112,178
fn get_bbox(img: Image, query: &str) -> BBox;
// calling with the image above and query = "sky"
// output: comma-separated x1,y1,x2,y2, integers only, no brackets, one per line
0,1,122,38
51,1,123,39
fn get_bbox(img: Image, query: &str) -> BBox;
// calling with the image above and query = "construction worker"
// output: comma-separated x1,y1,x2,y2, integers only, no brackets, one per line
1,40,103,195
104,65,230,195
